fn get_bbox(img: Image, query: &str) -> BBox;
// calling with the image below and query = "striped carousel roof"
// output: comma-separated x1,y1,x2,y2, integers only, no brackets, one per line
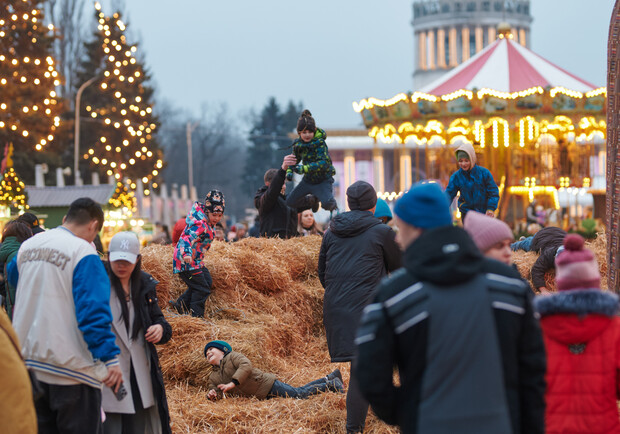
419,36,597,95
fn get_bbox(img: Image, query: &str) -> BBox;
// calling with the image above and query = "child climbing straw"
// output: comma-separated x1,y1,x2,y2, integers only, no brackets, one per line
445,143,499,221
285,110,338,212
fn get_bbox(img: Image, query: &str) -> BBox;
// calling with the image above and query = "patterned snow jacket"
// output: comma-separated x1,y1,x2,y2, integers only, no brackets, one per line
286,128,336,184
173,201,215,273
445,142,499,216
535,289,620,434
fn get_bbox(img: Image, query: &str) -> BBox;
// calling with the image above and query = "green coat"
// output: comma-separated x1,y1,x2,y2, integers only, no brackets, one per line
0,237,22,320
207,351,276,399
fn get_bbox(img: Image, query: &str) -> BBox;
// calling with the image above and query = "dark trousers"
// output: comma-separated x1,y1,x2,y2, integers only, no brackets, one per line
346,362,369,433
177,267,212,317
286,177,337,211
267,377,331,399
36,381,103,434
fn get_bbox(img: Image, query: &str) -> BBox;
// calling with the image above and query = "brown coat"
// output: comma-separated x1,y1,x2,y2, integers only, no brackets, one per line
0,309,37,433
207,351,276,399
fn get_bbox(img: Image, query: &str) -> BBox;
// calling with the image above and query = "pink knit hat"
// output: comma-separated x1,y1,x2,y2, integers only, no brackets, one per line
463,211,514,252
555,234,600,291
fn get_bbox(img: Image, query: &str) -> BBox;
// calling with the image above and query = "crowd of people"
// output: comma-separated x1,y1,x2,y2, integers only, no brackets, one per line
0,108,615,434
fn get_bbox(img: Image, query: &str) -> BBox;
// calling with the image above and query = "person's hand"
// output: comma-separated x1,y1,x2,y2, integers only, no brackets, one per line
218,382,235,393
183,256,191,264
103,365,123,392
145,324,163,343
485,210,495,217
207,389,218,400
282,154,297,170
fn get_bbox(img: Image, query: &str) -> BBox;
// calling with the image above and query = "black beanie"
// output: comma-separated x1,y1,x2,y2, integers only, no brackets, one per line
347,181,377,211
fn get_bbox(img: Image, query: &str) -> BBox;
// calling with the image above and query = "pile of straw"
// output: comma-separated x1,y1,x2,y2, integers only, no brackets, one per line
512,232,608,292
142,236,394,433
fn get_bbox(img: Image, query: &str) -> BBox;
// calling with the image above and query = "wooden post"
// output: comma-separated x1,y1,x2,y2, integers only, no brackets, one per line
607,0,620,292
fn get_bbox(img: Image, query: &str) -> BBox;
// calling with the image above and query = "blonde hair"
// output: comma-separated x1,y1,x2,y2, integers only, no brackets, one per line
297,211,323,236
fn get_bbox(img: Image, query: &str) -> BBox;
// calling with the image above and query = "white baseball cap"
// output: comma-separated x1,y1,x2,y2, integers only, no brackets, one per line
108,232,140,264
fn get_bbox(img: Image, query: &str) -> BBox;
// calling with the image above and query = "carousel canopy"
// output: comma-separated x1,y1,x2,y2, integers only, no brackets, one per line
420,36,597,96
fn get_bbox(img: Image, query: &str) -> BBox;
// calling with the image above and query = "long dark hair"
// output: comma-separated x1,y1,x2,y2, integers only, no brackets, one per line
2,220,33,242
108,256,144,340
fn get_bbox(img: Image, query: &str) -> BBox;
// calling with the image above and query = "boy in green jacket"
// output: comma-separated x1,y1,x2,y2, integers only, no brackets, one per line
204,340,344,400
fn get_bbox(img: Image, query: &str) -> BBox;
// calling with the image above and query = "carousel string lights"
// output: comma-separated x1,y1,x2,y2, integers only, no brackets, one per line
353,29,607,211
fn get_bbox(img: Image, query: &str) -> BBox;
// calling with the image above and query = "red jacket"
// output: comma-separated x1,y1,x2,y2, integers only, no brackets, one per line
535,290,620,434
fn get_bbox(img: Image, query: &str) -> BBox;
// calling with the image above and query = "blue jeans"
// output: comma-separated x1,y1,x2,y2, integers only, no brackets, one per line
286,177,337,211
267,378,329,399
511,236,534,252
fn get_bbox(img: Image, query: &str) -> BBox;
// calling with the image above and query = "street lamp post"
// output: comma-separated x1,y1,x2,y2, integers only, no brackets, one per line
186,121,199,201
74,76,99,185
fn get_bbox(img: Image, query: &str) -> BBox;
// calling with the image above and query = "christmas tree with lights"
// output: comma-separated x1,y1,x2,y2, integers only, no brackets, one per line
0,0,64,182
109,180,135,211
0,144,28,212
77,3,163,194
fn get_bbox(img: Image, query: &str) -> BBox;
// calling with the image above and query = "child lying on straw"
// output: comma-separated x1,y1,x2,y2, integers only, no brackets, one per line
204,340,344,400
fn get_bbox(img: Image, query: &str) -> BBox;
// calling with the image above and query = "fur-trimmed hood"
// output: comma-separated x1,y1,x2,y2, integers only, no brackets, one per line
534,289,619,317
534,290,620,344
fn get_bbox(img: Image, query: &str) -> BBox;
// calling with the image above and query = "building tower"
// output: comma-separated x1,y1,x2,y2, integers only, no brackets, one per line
412,0,533,88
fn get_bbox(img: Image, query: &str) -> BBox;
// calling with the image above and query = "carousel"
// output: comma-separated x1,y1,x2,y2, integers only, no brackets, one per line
353,25,606,222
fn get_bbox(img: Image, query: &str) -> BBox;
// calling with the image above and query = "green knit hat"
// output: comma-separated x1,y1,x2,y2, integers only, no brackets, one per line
204,340,232,358
456,150,470,161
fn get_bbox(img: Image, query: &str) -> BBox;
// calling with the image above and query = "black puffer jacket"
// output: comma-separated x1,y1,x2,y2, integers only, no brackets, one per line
530,227,566,253
318,210,401,362
355,226,546,434
530,227,567,289
254,168,298,239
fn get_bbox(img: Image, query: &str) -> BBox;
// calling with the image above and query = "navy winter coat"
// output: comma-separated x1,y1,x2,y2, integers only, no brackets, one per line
318,210,401,362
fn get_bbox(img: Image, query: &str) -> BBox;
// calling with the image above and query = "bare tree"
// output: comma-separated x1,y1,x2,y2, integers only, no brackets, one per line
46,0,86,103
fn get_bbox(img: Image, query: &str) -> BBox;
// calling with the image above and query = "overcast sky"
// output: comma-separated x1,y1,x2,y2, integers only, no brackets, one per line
99,0,614,129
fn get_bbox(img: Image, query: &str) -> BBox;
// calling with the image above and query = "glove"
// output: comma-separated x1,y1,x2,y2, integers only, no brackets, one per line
292,164,307,175
285,171,294,181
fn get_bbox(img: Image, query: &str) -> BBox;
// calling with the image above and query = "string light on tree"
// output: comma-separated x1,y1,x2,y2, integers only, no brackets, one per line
108,180,136,212
79,3,163,189
0,0,62,152
0,143,28,212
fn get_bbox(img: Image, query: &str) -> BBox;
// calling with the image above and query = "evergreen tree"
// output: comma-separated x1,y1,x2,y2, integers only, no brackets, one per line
76,3,162,189
0,0,64,183
108,179,135,210
0,144,28,212
243,98,302,195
